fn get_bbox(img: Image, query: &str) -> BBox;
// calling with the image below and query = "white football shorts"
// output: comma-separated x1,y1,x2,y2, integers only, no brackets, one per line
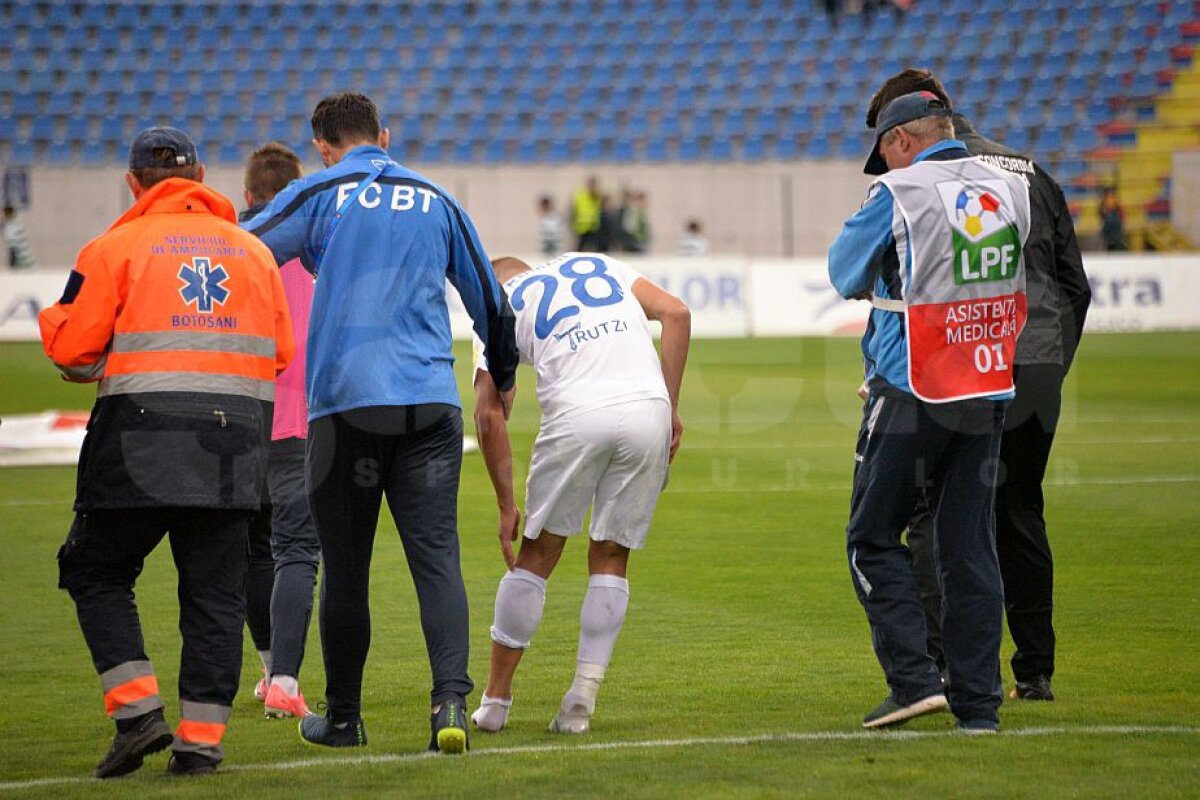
523,398,672,550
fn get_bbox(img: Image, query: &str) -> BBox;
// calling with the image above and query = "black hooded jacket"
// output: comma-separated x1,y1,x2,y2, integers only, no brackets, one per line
952,114,1092,369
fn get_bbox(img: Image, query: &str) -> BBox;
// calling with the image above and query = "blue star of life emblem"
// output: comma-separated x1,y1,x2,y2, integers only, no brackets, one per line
178,257,230,313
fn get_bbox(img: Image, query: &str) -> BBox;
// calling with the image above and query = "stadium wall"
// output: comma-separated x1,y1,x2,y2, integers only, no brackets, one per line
3,254,1197,342
14,162,875,266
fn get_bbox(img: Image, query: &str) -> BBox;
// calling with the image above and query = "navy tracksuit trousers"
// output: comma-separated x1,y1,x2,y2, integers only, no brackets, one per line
848,388,1006,724
306,404,472,722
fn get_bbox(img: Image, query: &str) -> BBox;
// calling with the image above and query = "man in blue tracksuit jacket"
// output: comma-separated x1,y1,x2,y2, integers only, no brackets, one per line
243,92,518,754
828,91,1029,734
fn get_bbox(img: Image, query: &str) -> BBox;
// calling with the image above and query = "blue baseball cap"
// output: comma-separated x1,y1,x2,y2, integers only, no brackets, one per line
863,91,953,175
128,126,200,169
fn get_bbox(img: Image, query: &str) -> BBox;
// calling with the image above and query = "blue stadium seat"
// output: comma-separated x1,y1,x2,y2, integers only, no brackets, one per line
1070,127,1100,152
80,141,110,164
9,138,36,164
0,0,1182,168
46,139,75,162
1035,127,1065,155
709,139,733,161
546,138,571,163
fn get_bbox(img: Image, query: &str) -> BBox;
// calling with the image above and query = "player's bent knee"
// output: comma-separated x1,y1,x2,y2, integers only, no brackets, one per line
587,538,631,575
490,568,547,650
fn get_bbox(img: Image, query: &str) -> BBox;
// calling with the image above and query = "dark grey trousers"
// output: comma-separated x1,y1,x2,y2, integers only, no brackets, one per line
267,437,320,678
306,404,470,722
908,363,1063,683
243,438,321,677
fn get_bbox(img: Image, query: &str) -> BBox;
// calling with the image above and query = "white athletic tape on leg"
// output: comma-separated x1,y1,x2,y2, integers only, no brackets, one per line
490,568,546,650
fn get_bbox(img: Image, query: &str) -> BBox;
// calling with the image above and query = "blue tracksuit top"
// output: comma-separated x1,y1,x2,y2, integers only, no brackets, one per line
242,145,518,421
828,139,1013,401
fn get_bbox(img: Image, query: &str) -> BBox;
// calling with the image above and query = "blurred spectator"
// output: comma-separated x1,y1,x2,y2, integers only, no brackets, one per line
3,205,37,269
597,193,622,253
619,190,650,253
571,176,603,251
537,194,565,256
676,219,708,257
1099,188,1127,251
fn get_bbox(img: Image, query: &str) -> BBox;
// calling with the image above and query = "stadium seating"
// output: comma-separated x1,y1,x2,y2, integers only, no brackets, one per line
0,0,1196,242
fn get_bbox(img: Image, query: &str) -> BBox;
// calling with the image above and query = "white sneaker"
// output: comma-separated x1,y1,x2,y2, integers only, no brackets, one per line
548,692,593,735
471,695,512,732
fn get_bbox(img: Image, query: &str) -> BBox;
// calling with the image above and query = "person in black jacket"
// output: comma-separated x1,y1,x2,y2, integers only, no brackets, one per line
864,69,1092,702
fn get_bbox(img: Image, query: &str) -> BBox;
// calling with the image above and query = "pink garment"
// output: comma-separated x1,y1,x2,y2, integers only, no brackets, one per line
272,258,313,440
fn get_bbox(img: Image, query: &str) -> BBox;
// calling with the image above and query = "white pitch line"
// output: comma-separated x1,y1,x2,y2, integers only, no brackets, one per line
0,725,1195,792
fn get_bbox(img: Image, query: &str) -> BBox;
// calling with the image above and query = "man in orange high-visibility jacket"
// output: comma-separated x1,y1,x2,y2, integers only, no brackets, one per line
40,127,294,779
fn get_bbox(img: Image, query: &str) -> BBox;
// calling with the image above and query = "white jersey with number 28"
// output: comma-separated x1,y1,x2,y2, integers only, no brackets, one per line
475,252,669,421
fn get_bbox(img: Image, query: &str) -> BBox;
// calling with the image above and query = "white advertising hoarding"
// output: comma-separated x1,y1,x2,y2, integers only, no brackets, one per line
1079,254,1200,332
3,254,1198,342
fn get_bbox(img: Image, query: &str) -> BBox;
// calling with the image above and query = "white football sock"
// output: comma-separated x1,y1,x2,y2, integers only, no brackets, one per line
472,694,513,732
491,568,547,650
570,574,630,712
270,675,299,696
257,650,271,673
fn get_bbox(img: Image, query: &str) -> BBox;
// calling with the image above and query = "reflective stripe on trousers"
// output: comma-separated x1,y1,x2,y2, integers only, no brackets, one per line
100,660,164,719
174,700,232,761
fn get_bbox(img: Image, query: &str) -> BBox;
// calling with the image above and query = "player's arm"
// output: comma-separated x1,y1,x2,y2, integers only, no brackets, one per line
633,276,691,463
445,199,519,416
38,242,119,382
828,184,895,300
473,353,521,570
241,178,319,272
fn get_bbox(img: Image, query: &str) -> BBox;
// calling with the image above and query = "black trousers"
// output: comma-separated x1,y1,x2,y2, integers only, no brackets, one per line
58,508,249,713
245,504,274,654
307,404,471,722
908,363,1063,683
848,390,1006,724
242,438,321,677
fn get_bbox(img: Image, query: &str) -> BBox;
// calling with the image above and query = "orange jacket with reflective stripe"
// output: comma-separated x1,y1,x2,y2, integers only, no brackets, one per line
40,178,293,396
39,178,295,511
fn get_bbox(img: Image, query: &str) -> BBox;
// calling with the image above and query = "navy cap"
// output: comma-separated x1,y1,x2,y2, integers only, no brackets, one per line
863,91,953,175
128,126,200,170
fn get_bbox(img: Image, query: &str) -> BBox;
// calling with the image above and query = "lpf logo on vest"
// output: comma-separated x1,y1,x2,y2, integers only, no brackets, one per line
937,180,1021,286
174,257,236,329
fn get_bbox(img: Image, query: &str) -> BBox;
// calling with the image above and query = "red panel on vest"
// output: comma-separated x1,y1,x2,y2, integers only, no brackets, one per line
907,293,1027,402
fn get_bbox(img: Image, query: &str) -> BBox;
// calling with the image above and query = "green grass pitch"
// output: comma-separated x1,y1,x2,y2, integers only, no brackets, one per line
1,334,1197,798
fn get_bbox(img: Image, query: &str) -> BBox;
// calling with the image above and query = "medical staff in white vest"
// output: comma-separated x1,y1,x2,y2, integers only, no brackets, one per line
827,91,1031,735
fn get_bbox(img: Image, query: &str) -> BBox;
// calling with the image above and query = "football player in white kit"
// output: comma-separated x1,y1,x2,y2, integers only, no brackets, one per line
470,254,690,734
